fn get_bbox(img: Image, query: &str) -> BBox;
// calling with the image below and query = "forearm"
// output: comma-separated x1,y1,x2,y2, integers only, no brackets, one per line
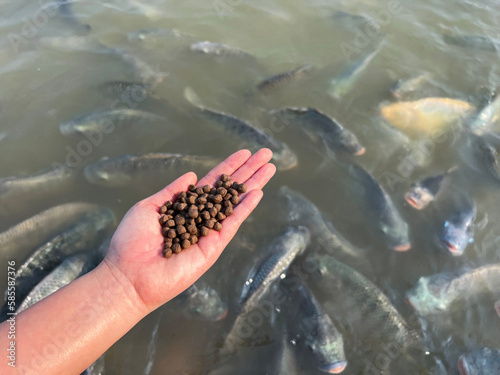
0,261,148,375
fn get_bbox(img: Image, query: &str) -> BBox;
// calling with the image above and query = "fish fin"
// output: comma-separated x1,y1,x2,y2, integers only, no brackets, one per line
183,86,205,109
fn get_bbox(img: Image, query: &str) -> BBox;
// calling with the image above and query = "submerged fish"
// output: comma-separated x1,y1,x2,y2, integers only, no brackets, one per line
0,202,98,260
59,108,167,137
116,50,168,84
270,107,365,156
290,278,347,374
57,0,91,34
347,163,410,251
221,226,310,355
391,73,432,101
273,329,298,375
442,34,500,52
381,98,475,137
6,208,115,318
84,153,218,187
405,167,456,210
0,166,76,216
458,348,500,375
175,281,227,321
406,264,500,316
314,254,421,349
495,300,500,318
466,95,500,136
437,198,476,256
462,133,500,184
184,87,298,171
190,41,254,60
17,254,93,313
278,186,364,260
328,44,383,99
257,65,312,93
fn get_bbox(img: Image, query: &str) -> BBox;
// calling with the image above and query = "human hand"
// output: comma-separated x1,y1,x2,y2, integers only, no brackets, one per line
102,149,276,314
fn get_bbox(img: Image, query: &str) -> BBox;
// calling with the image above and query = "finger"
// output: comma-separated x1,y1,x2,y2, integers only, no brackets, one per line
230,148,273,184
241,163,276,194
147,172,198,207
219,189,264,247
197,149,252,188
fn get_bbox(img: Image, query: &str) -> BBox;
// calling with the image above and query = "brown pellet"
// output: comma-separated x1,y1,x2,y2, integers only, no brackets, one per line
187,225,198,235
159,205,168,214
173,238,180,243
205,218,215,229
179,196,187,204
187,195,197,205
172,243,181,254
224,207,234,216
181,240,191,250
197,204,205,212
164,238,172,247
189,184,197,192
176,225,187,235
179,191,187,199
188,205,199,219
215,203,222,211
224,193,232,201
180,233,190,241
186,218,195,226
174,215,185,226
206,202,214,209
216,212,226,221
197,196,207,205
215,181,223,188
190,235,198,245
162,227,170,236
202,185,211,193
214,222,223,231
159,215,168,225
210,187,217,194
166,219,175,228
231,195,240,205
222,181,231,189
213,194,223,204
167,229,177,238
167,209,175,216
237,184,247,193
195,187,204,195
221,174,231,182
209,207,218,217
195,217,202,224
201,211,211,220
222,200,232,208
163,249,173,258
228,188,238,196
200,226,210,237
216,187,227,197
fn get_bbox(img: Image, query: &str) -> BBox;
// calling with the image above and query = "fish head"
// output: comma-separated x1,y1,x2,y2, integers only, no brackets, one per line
337,130,365,156
405,276,450,316
181,285,227,321
306,325,347,374
404,184,434,210
437,211,475,256
278,186,318,225
379,220,411,251
84,159,131,187
272,146,298,171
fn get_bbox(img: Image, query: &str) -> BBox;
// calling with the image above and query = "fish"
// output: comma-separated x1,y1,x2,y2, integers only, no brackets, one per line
57,0,91,34
0,202,98,260
84,153,219,188
466,95,500,136
17,254,94,313
257,64,313,93
391,73,432,101
346,163,410,251
313,254,421,348
220,226,310,355
278,186,364,261
174,281,228,321
115,50,168,84
461,133,500,184
406,264,500,316
3,208,115,319
190,41,255,60
495,300,500,318
59,108,167,137
273,329,298,375
98,81,154,102
0,166,76,216
442,34,500,52
328,43,383,99
184,87,298,171
289,278,347,374
381,98,475,137
81,354,105,375
437,198,476,256
404,167,457,210
270,107,365,156
458,348,500,375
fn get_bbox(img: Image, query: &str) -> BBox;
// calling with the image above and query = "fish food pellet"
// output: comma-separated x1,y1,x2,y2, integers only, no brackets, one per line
159,174,245,257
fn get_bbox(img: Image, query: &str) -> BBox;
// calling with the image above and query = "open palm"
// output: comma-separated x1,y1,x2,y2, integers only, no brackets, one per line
103,149,276,313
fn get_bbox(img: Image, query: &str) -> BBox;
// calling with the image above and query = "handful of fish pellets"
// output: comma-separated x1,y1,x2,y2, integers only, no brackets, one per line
159,174,246,258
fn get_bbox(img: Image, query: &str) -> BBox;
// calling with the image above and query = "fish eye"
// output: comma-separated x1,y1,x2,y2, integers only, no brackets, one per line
443,221,450,228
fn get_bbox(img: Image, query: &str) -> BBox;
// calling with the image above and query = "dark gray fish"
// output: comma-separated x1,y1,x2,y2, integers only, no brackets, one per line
495,300,500,318
346,163,410,251
57,0,91,35
270,107,365,156
391,73,432,101
221,226,310,355
257,64,313,93
84,153,219,188
274,329,298,375
98,81,154,102
0,203,98,259
466,95,500,136
184,87,298,171
17,253,94,313
406,264,500,316
458,348,500,375
461,133,500,184
175,281,227,321
314,254,421,348
0,166,76,216
190,41,255,60
437,198,476,256
332,11,374,31
115,50,168,84
404,167,456,210
81,354,105,375
291,278,347,374
442,34,500,52
4,208,115,319
278,186,364,261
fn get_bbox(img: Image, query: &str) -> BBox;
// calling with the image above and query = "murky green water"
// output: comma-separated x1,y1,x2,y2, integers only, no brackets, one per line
1,0,500,373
